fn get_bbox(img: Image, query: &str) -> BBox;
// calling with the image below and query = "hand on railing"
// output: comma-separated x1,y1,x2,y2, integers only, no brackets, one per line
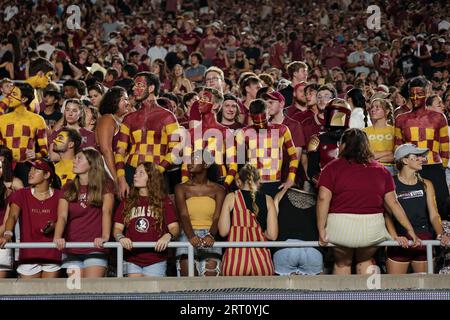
407,230,422,248
394,236,409,248
0,235,12,248
201,233,215,248
189,235,203,248
94,237,108,248
119,237,133,251
439,234,450,247
54,238,66,250
318,230,329,247
155,233,171,252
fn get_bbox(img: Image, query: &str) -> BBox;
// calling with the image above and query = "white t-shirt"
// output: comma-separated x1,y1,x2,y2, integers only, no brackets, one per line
147,46,168,62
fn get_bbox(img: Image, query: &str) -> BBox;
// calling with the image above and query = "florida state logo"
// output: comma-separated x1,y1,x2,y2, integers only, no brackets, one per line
135,218,149,233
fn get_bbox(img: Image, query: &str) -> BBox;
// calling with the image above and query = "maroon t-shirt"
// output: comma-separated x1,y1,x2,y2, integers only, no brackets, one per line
301,114,325,144
114,196,177,267
291,109,315,125
318,158,395,214
10,188,62,264
50,127,96,150
62,179,114,254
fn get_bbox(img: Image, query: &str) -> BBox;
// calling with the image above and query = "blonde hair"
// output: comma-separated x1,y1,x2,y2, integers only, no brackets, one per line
370,98,393,125
238,164,260,215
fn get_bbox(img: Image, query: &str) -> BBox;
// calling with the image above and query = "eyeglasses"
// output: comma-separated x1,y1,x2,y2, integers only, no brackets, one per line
317,95,333,101
205,76,222,83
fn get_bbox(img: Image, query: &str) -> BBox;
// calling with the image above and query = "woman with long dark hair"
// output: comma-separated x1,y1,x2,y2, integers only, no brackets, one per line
113,162,179,277
346,88,371,129
317,128,420,275
96,86,130,182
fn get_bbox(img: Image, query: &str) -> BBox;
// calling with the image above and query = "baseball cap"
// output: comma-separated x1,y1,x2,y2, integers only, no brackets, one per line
394,143,428,161
262,91,285,103
28,158,56,178
294,81,308,91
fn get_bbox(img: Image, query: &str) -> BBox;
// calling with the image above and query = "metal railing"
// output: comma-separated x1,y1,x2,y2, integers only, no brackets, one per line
3,240,446,277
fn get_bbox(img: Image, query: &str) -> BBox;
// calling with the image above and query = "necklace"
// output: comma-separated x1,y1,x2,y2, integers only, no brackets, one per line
397,174,417,185
31,187,54,201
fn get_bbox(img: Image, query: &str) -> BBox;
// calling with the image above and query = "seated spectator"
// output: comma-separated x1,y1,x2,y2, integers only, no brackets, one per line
113,162,180,277
219,164,277,276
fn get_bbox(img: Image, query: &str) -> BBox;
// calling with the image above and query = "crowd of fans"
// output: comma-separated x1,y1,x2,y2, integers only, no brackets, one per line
0,0,449,278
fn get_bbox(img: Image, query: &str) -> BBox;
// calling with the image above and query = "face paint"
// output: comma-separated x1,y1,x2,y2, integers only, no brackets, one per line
251,113,268,129
54,131,69,147
198,91,214,114
409,87,426,109
6,86,23,108
26,71,51,89
133,76,149,101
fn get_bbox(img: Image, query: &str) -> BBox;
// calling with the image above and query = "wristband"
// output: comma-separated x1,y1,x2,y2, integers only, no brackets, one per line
167,232,174,240
116,233,125,241
3,231,13,237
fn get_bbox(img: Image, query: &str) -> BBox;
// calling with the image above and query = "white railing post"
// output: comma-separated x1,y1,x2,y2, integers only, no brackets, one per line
188,243,195,277
426,243,434,274
116,244,124,278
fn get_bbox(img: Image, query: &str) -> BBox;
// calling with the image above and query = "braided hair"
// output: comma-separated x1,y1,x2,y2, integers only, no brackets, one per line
238,164,261,215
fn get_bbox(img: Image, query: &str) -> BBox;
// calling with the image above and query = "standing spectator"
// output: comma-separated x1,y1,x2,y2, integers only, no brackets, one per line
0,159,62,279
279,61,308,107
372,42,394,80
395,76,450,220
171,64,193,95
0,83,48,186
219,164,277,276
0,146,23,278
115,72,180,198
147,35,168,63
363,99,395,175
113,162,180,277
287,31,303,63
197,25,222,67
40,83,62,133
151,59,171,94
185,52,207,85
385,144,450,274
269,33,286,71
317,128,420,274
236,99,298,197
217,93,242,130
181,20,199,54
347,39,373,76
87,84,105,110
96,87,130,183
321,36,346,71
175,151,225,276
395,45,422,79
53,148,115,278
52,128,81,186
346,88,371,129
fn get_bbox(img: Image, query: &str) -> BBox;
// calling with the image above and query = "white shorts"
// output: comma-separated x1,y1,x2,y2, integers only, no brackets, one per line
17,263,61,276
326,213,391,248
0,249,12,271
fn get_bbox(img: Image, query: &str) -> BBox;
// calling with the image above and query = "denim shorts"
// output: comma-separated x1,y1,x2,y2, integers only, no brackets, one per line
124,260,167,277
61,252,108,269
273,239,323,275
17,263,61,276
0,249,12,271
176,229,222,259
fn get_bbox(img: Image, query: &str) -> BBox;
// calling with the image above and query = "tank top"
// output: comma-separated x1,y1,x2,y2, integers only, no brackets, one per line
186,196,216,229
394,175,432,234
240,190,268,231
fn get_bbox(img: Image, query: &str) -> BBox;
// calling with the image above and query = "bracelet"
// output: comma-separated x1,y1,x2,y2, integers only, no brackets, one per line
437,234,443,240
3,231,13,237
205,232,214,239
167,232,174,240
116,233,125,241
